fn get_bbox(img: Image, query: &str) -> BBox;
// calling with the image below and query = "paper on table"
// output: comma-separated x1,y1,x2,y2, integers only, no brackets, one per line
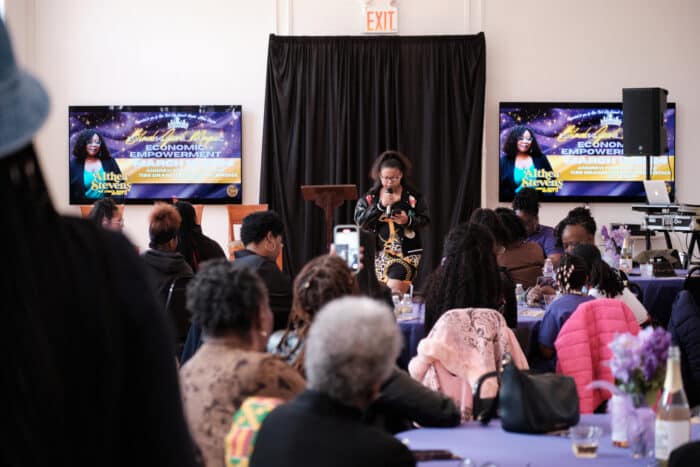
519,308,545,318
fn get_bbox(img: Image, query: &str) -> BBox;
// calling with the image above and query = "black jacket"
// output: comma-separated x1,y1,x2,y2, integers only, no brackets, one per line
250,390,415,467
367,367,461,433
233,249,292,330
668,290,700,407
354,187,429,254
141,249,193,305
69,157,124,204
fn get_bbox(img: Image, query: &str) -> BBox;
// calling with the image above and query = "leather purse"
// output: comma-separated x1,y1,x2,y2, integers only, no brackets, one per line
473,354,580,434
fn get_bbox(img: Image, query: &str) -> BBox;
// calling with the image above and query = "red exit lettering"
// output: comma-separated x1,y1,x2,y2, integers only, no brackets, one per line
366,9,396,33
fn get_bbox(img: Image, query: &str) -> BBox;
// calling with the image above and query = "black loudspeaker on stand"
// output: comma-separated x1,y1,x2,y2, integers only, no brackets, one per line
623,87,668,157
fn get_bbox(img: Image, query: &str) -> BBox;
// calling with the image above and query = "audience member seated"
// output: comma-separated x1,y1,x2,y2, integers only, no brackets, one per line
495,207,545,289
175,201,225,272
464,213,517,328
527,206,597,304
234,211,292,330
554,299,640,413
0,17,200,466
87,197,123,231
413,223,528,419
141,203,193,303
425,222,515,330
668,290,700,408
512,187,562,266
572,243,650,325
250,297,416,467
180,261,305,467
554,206,597,253
267,254,460,433
536,253,595,372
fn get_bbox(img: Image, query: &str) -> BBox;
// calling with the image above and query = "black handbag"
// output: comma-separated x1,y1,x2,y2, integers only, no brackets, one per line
472,354,580,434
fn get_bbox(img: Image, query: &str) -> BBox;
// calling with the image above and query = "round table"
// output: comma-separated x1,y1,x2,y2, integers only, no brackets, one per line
629,269,686,327
396,414,700,466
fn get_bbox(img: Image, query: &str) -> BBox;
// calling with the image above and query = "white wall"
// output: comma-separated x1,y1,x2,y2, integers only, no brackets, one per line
6,0,700,256
483,0,700,255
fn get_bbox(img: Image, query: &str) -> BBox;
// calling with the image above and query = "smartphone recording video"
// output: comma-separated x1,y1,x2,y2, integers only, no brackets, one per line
333,224,360,271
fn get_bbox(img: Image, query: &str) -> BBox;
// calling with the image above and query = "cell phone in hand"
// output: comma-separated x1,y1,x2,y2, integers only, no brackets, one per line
333,224,360,272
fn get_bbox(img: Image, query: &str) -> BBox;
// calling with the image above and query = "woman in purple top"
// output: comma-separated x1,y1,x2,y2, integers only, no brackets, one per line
537,253,594,371
512,188,562,267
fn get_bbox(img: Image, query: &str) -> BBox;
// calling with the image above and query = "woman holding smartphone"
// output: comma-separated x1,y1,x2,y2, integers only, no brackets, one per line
354,150,430,295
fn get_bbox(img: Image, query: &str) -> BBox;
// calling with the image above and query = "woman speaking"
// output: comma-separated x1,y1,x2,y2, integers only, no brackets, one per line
354,150,429,295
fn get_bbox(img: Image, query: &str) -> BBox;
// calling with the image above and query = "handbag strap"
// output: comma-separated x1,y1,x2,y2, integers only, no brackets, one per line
472,353,514,424
472,370,500,424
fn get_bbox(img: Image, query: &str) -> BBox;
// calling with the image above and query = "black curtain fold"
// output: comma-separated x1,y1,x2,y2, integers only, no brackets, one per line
261,33,486,287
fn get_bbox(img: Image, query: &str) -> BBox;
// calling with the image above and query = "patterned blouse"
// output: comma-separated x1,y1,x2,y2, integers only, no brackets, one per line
180,343,305,467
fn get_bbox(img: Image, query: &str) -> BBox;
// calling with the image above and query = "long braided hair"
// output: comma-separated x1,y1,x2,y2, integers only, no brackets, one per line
424,222,503,334
277,254,359,373
572,243,624,297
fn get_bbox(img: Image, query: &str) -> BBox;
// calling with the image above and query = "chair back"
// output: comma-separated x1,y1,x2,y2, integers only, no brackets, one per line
554,299,640,413
79,203,125,220
165,275,192,357
409,308,528,420
226,204,283,270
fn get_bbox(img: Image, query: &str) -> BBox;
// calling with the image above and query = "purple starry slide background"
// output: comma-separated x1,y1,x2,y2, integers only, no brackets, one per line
69,105,242,203
499,103,676,200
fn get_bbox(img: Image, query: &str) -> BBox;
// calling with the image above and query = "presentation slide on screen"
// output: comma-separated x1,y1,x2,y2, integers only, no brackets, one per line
69,105,242,204
498,103,675,201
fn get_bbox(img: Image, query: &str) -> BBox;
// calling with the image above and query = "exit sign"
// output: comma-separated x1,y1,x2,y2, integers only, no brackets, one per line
364,6,398,34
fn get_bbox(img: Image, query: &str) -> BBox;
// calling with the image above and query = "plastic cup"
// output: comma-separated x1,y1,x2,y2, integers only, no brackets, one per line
570,425,602,459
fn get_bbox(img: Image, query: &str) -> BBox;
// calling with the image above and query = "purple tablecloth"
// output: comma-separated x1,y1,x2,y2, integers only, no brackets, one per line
397,414,700,467
629,269,686,327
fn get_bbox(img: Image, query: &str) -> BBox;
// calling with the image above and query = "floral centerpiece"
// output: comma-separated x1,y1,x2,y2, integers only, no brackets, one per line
601,327,672,456
608,327,671,406
600,224,630,268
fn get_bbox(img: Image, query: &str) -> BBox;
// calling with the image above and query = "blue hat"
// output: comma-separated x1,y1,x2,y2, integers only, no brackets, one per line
0,19,49,158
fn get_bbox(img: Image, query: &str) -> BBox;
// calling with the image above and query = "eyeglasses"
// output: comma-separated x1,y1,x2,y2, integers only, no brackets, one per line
380,176,402,182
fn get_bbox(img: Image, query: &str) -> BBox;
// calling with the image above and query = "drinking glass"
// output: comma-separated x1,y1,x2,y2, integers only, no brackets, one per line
569,425,602,458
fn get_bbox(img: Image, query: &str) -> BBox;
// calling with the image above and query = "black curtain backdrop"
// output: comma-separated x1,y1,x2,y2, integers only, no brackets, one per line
260,33,486,288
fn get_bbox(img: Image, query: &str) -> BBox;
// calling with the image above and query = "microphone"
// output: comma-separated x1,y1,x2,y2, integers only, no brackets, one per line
385,187,393,217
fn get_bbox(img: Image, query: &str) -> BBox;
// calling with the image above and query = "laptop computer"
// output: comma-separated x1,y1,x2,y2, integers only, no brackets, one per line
643,180,671,206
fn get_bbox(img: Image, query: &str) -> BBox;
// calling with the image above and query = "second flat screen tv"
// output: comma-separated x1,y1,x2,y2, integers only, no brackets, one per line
498,102,676,202
69,105,242,205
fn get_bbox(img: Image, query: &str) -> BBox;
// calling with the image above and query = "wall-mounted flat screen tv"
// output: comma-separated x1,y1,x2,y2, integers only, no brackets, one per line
69,105,242,205
498,102,676,202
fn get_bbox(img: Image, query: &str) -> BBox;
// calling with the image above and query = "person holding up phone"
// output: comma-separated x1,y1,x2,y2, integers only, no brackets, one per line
354,150,430,295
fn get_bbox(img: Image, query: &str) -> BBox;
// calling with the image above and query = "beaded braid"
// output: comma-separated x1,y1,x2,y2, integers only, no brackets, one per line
555,253,588,294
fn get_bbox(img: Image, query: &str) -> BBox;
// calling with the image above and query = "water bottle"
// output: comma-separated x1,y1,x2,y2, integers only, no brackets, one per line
400,293,413,316
515,283,526,307
543,258,555,279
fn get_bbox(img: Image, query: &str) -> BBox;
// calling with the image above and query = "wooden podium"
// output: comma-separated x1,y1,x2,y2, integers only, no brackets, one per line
301,184,358,249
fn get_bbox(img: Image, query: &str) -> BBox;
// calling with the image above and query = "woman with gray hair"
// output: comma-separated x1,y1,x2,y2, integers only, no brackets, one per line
251,297,416,467
268,254,460,432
